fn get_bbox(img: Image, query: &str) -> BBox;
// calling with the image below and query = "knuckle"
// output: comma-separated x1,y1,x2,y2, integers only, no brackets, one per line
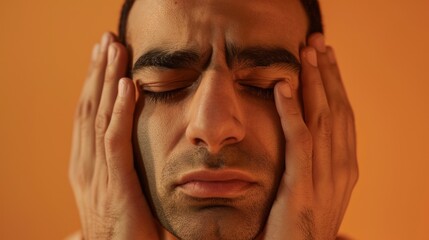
104,132,120,154
315,110,332,136
296,128,313,150
104,67,117,84
112,105,126,116
336,159,351,173
332,102,353,122
69,166,91,190
95,112,111,134
77,99,97,121
92,54,106,70
335,159,359,189
348,109,356,127
284,106,302,117
350,163,359,187
112,98,130,116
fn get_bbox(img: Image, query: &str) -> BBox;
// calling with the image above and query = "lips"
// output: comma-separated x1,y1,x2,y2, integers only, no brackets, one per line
175,169,256,198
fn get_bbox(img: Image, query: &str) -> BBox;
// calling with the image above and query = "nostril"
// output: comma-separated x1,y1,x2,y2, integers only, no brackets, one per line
193,138,205,146
223,137,237,145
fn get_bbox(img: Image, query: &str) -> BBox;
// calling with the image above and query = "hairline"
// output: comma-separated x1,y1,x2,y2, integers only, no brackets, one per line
118,0,323,75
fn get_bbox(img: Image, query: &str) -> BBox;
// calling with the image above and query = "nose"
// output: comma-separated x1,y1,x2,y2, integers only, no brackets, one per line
185,69,245,154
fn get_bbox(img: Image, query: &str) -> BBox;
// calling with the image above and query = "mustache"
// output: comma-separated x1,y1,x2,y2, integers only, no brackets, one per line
170,145,257,169
182,146,227,169
161,145,275,186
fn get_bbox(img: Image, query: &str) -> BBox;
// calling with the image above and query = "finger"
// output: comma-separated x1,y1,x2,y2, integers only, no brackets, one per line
300,46,333,190
77,33,114,180
71,43,100,182
82,32,114,99
309,34,359,228
274,81,313,192
308,34,355,151
84,43,100,83
69,33,115,240
104,78,136,183
71,36,109,186
70,44,99,180
308,34,350,107
324,47,357,163
94,42,128,181
70,90,84,172
308,35,357,185
69,109,82,184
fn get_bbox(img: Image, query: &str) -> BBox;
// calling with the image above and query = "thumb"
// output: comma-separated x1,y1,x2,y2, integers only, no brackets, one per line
274,81,313,191
104,78,136,181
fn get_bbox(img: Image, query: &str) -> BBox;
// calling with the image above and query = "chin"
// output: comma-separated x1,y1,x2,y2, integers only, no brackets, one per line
156,196,270,240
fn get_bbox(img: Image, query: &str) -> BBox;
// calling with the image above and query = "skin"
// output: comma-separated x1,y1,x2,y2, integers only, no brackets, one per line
128,1,304,239
68,0,358,239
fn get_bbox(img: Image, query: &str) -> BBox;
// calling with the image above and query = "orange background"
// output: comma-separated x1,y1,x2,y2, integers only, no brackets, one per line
1,0,428,239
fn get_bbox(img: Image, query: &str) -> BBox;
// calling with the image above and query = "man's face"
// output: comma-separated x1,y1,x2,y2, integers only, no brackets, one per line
128,0,307,239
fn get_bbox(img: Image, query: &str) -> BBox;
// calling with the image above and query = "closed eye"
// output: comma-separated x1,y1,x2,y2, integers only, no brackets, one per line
240,84,275,100
139,78,195,104
143,86,190,104
141,80,277,103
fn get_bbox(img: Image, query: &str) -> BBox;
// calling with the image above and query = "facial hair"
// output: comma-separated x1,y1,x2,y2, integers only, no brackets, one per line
135,143,284,240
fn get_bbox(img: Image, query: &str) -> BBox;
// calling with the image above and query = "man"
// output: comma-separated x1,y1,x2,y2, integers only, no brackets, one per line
69,0,358,239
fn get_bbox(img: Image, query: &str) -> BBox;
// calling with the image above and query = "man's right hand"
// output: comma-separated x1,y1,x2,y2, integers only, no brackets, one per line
68,32,159,240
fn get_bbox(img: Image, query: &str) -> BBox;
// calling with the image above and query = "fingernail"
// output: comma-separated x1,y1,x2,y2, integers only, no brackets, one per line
101,32,111,50
314,34,326,52
119,78,128,97
327,48,336,64
279,81,292,98
306,48,318,67
108,45,117,65
91,44,100,61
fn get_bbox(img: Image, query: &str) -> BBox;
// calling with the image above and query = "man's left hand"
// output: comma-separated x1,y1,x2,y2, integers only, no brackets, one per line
263,33,358,240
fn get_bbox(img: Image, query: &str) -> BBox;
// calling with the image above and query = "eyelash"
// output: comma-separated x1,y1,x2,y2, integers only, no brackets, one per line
143,87,188,104
143,84,274,103
242,84,274,100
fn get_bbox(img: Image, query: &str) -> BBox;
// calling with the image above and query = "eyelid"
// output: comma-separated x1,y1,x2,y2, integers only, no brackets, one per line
237,78,285,89
136,68,199,80
141,79,195,92
136,67,200,76
235,65,295,75
235,68,292,87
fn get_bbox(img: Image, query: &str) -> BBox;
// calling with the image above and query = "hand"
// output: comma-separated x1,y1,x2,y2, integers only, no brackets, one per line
263,33,358,240
68,32,159,239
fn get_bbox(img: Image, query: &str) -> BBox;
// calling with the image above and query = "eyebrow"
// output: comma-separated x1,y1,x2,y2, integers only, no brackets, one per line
226,43,301,72
132,44,301,75
132,49,200,75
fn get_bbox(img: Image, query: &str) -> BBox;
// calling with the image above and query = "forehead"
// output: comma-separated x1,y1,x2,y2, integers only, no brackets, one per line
127,0,308,62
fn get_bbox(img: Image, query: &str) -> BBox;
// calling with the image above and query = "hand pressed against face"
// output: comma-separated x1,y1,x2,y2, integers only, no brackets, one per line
127,0,308,239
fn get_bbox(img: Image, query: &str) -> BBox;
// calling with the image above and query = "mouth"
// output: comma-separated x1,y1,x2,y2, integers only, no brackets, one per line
175,169,257,198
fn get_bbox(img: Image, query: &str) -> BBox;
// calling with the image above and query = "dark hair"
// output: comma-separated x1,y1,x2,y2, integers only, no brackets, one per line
118,0,323,46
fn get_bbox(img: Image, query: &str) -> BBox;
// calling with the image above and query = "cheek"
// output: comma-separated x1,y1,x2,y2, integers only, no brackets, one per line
136,95,286,182
242,99,285,167
136,102,187,178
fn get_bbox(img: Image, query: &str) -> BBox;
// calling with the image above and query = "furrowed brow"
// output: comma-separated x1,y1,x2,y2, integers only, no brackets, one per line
132,49,200,75
227,45,301,73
